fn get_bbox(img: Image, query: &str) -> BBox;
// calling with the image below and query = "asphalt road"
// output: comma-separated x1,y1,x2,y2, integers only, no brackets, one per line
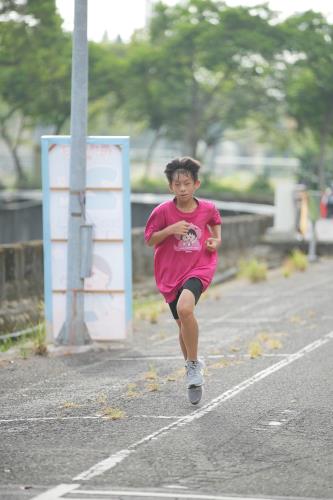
0,259,332,500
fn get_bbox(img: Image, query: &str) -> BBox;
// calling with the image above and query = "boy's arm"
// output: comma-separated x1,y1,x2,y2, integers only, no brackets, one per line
147,220,190,247
206,224,221,252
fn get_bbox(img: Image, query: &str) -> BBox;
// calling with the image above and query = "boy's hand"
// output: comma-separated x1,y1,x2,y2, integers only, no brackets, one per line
168,220,190,236
205,237,221,252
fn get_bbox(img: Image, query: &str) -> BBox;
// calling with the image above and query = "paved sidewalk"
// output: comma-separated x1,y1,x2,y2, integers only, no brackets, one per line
0,258,332,500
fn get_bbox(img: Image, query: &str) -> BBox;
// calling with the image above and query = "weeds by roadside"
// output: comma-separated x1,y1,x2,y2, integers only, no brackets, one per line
134,295,167,324
0,321,47,357
238,258,267,283
101,407,126,420
282,249,308,277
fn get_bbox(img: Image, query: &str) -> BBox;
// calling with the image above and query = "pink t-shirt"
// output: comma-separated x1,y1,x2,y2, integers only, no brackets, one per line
144,198,222,303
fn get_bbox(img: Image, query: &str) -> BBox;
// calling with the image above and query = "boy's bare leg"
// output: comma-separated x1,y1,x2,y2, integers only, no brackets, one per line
176,319,187,360
176,289,198,361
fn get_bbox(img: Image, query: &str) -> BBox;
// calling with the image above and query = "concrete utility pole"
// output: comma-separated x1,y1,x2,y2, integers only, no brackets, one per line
57,0,92,345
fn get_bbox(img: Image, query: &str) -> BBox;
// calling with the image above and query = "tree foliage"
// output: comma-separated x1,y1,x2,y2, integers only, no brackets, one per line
1,0,333,188
0,0,71,181
280,11,333,188
124,0,284,167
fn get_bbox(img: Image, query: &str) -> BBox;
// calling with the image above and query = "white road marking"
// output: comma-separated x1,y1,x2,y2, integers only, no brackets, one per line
0,415,183,424
31,483,79,499
205,318,282,323
0,416,101,424
67,490,290,500
72,331,333,482
107,353,290,362
65,489,326,500
135,415,182,419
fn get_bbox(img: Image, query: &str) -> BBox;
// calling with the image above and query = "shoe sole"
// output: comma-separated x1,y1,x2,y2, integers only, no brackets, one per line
187,385,203,405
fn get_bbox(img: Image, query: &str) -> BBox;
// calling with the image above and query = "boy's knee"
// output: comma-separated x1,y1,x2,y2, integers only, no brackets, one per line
177,302,194,319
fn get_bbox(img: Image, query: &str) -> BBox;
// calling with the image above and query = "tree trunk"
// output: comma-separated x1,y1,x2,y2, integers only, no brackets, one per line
317,107,333,191
185,72,200,159
144,128,162,178
54,117,68,135
0,125,26,184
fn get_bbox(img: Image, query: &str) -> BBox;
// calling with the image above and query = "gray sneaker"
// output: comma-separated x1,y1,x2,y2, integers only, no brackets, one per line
185,359,205,388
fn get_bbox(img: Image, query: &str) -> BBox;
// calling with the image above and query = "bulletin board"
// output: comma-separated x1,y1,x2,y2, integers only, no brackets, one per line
41,136,132,342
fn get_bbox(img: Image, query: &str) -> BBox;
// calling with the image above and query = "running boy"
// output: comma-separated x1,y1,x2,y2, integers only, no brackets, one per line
144,157,222,404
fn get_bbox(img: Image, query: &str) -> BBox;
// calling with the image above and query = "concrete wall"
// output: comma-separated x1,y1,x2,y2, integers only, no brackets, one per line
0,199,43,244
132,214,273,282
0,214,273,333
0,241,44,333
0,192,274,243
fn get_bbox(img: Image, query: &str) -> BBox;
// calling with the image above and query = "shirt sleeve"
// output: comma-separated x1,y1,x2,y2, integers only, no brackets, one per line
208,203,222,226
144,204,166,243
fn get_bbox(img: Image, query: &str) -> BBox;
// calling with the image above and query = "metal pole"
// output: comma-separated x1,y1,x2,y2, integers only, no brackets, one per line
308,220,318,263
307,190,320,264
57,0,91,345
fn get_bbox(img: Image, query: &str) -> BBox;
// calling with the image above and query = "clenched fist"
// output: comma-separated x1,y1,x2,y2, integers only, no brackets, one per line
205,237,221,252
168,220,191,236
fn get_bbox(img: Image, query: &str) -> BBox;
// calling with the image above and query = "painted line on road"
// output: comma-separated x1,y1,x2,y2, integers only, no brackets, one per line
31,483,79,499
0,416,101,423
30,484,331,500
0,415,183,424
71,331,333,482
65,488,321,499
205,318,282,323
106,353,290,362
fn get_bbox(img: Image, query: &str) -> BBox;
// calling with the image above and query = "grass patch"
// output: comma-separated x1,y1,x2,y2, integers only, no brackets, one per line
0,337,15,353
101,407,126,420
144,363,158,381
291,249,308,271
126,383,141,398
146,382,160,392
165,367,185,382
19,344,32,359
248,341,263,359
134,295,166,323
60,402,82,409
239,258,267,283
33,322,48,356
282,249,308,277
96,392,108,405
256,331,270,343
229,346,240,353
289,315,306,325
266,339,283,350
209,358,231,369
256,332,283,351
0,318,47,357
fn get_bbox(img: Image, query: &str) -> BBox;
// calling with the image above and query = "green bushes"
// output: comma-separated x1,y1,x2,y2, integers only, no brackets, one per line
238,258,267,282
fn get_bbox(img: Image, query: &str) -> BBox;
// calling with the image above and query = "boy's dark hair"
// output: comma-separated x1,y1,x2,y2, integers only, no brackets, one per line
164,157,201,184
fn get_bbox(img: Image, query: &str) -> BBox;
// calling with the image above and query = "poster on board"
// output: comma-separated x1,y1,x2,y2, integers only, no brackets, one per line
41,136,132,342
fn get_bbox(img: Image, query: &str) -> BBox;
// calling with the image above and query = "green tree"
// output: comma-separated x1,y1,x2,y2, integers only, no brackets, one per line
0,0,71,184
281,11,333,189
87,40,128,134
123,0,283,175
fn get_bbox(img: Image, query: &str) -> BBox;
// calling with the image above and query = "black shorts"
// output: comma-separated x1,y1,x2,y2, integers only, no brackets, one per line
168,277,203,320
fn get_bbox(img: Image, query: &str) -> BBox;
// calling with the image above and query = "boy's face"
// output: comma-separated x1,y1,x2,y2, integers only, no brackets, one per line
169,171,200,201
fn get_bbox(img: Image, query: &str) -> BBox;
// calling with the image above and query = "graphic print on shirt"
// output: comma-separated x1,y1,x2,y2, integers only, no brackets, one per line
174,223,202,252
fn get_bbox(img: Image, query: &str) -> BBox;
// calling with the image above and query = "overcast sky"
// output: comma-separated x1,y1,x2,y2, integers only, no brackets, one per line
55,0,333,42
